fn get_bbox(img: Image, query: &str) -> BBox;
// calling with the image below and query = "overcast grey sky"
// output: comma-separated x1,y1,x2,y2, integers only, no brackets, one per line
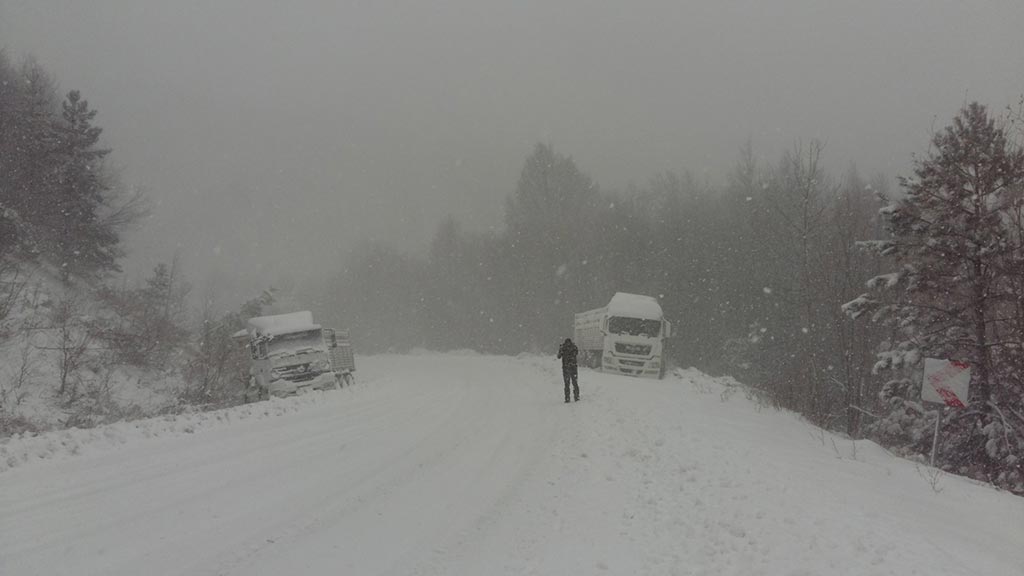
2,0,1023,299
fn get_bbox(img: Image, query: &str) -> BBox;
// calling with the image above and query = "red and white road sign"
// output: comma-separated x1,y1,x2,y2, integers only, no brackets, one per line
922,358,970,408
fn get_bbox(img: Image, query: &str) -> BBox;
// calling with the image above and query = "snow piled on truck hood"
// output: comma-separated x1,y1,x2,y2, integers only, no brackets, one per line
607,292,663,319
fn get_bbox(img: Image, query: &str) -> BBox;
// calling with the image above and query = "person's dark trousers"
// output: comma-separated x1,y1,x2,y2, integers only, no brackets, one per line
563,368,579,402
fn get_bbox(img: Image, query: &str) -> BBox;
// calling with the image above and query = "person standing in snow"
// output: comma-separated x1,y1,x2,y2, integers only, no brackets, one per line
557,338,580,403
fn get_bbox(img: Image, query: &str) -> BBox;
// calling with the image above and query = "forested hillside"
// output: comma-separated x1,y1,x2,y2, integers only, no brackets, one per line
0,53,276,434
2,47,1021,493
324,105,1024,493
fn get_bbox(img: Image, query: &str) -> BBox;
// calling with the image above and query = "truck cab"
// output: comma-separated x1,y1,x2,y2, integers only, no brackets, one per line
575,293,672,379
600,314,669,378
237,311,355,400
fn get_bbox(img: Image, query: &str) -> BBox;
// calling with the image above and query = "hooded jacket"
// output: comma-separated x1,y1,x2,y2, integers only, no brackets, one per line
557,339,578,370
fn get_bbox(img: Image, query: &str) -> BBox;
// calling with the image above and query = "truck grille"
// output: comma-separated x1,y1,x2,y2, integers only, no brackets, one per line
287,371,319,382
276,364,321,382
615,343,652,356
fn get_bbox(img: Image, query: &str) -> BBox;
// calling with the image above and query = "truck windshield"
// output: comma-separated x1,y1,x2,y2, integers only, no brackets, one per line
267,329,323,357
608,317,661,337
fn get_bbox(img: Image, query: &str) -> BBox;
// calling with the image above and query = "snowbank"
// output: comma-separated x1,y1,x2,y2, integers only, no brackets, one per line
1,389,342,473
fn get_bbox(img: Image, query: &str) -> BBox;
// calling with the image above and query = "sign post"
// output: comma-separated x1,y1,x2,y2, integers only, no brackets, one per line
921,358,970,466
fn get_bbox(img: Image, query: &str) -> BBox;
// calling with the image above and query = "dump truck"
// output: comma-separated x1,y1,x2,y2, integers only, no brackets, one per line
234,311,355,400
574,293,671,379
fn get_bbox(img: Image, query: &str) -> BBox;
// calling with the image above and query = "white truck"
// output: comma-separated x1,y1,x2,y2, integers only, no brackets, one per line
574,292,672,379
234,311,355,400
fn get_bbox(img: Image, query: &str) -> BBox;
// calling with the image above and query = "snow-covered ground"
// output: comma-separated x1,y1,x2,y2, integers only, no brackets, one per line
1,353,1022,575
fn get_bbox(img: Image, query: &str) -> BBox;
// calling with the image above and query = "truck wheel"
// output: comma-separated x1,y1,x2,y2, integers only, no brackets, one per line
343,372,355,386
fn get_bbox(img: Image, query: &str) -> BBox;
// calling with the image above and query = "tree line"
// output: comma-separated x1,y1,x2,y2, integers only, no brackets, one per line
0,51,143,280
0,53,275,433
325,104,1023,493
2,48,1020,493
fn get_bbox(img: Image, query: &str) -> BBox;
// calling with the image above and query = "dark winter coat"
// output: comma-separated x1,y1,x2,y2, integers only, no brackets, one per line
557,339,578,371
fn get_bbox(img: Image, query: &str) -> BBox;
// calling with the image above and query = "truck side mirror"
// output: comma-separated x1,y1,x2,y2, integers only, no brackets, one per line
323,328,338,348
250,339,264,359
664,321,672,338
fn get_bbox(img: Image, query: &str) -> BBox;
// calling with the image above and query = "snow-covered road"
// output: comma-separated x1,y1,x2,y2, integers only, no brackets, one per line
2,353,1023,575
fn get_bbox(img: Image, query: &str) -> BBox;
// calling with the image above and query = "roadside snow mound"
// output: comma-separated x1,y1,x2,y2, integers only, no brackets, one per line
0,389,346,473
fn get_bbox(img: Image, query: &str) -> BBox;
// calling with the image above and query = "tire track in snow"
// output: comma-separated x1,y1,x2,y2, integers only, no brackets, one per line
216,355,560,576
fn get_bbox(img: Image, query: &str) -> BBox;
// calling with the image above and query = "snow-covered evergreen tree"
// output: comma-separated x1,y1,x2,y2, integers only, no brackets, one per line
845,102,1024,492
49,90,119,280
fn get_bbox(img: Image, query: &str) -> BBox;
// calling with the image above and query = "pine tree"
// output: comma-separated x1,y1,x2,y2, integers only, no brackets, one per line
49,90,119,280
0,50,17,255
0,59,59,259
848,103,1024,402
845,102,1024,491
504,143,599,348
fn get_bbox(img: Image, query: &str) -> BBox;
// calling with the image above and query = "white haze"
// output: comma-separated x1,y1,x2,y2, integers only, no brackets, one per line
2,0,1023,300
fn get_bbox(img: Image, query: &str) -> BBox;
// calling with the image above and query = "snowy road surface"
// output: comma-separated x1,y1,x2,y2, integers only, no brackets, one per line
2,353,1023,575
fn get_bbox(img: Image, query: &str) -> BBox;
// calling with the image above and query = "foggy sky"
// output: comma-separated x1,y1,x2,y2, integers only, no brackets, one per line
2,0,1023,302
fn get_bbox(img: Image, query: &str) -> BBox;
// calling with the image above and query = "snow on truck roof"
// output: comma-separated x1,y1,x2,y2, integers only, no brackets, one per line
607,292,663,320
246,311,321,336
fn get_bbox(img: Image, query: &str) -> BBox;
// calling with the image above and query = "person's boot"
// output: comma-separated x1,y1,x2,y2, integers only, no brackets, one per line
565,397,570,403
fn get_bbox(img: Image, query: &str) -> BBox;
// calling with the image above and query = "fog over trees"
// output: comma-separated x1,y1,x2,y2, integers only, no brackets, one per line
1,2,1023,494
319,102,1024,492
